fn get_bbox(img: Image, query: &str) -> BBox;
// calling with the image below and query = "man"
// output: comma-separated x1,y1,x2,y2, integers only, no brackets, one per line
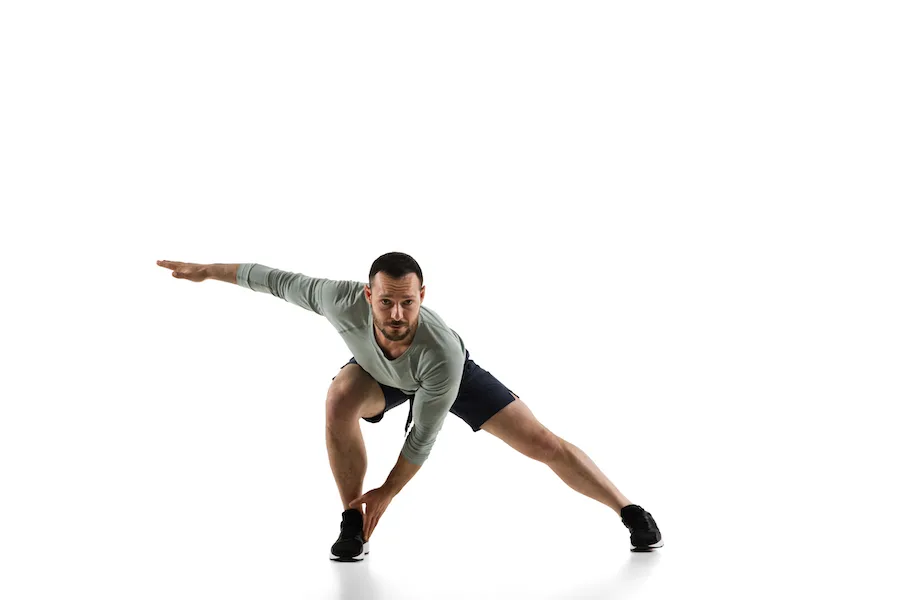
156,252,663,561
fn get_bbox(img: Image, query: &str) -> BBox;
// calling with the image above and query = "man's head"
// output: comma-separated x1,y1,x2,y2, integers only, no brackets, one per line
364,252,425,343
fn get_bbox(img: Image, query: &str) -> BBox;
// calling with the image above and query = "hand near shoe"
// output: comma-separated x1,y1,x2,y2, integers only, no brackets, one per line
349,486,396,541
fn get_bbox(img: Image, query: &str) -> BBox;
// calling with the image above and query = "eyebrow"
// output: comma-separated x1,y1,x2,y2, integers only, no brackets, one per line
379,295,416,299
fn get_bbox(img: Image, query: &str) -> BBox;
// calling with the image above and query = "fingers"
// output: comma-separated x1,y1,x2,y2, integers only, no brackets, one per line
157,260,194,280
363,507,372,539
349,492,381,539
364,509,381,540
348,496,368,536
368,514,381,540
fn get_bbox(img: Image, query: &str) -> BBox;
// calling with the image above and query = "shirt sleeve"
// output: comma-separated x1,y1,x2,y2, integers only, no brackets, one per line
400,350,466,466
236,263,358,317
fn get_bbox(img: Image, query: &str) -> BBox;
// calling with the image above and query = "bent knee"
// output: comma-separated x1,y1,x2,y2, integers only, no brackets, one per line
325,380,384,422
325,385,361,421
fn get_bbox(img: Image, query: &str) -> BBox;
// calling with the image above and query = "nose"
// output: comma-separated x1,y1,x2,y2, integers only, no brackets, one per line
391,305,404,322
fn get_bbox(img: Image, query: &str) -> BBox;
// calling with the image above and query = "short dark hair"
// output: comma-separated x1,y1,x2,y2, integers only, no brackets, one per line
368,252,423,289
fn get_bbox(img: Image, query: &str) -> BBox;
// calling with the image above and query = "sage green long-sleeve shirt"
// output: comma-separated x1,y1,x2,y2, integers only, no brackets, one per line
236,263,466,466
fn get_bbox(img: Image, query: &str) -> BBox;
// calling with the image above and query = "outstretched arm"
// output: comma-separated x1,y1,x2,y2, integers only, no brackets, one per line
157,260,355,316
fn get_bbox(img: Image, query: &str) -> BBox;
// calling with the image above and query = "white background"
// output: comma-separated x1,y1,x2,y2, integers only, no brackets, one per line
2,1,898,598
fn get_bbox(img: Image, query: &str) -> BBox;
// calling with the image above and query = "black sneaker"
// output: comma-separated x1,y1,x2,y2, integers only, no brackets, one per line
620,504,664,552
329,508,370,562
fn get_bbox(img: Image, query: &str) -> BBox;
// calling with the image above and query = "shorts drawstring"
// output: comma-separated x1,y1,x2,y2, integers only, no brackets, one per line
405,397,413,435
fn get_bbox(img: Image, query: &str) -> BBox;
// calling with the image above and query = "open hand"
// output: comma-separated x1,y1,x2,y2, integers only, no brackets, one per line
157,260,210,282
349,486,396,541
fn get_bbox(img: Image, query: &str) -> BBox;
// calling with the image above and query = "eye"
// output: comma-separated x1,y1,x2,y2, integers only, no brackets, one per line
404,300,413,305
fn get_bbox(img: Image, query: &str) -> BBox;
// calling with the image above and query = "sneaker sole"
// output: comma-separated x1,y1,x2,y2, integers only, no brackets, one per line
631,540,664,552
329,541,370,562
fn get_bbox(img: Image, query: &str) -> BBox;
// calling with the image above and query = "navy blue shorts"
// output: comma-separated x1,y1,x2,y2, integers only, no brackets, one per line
331,349,517,432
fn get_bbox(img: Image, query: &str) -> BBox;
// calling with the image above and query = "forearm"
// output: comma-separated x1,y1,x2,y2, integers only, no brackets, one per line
206,263,239,284
383,453,423,496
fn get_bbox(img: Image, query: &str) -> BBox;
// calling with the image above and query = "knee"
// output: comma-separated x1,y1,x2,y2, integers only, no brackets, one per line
529,430,565,464
325,384,360,423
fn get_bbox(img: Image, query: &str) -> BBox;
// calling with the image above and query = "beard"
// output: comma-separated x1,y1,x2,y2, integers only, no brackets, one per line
377,316,412,342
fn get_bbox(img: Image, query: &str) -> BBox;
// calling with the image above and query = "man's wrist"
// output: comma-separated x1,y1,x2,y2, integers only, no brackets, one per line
382,481,402,496
383,453,423,496
206,263,238,284
383,472,407,496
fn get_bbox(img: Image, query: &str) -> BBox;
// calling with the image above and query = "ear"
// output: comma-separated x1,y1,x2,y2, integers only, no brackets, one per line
420,285,426,302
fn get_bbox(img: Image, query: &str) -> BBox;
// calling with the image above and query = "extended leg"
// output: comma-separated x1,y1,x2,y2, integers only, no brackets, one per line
480,393,631,513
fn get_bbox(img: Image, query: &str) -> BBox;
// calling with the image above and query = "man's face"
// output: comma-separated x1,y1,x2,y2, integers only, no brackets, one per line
365,272,425,343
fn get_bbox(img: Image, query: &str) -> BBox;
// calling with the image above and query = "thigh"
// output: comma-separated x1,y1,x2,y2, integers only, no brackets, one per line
330,361,387,420
331,358,411,422
449,356,518,432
